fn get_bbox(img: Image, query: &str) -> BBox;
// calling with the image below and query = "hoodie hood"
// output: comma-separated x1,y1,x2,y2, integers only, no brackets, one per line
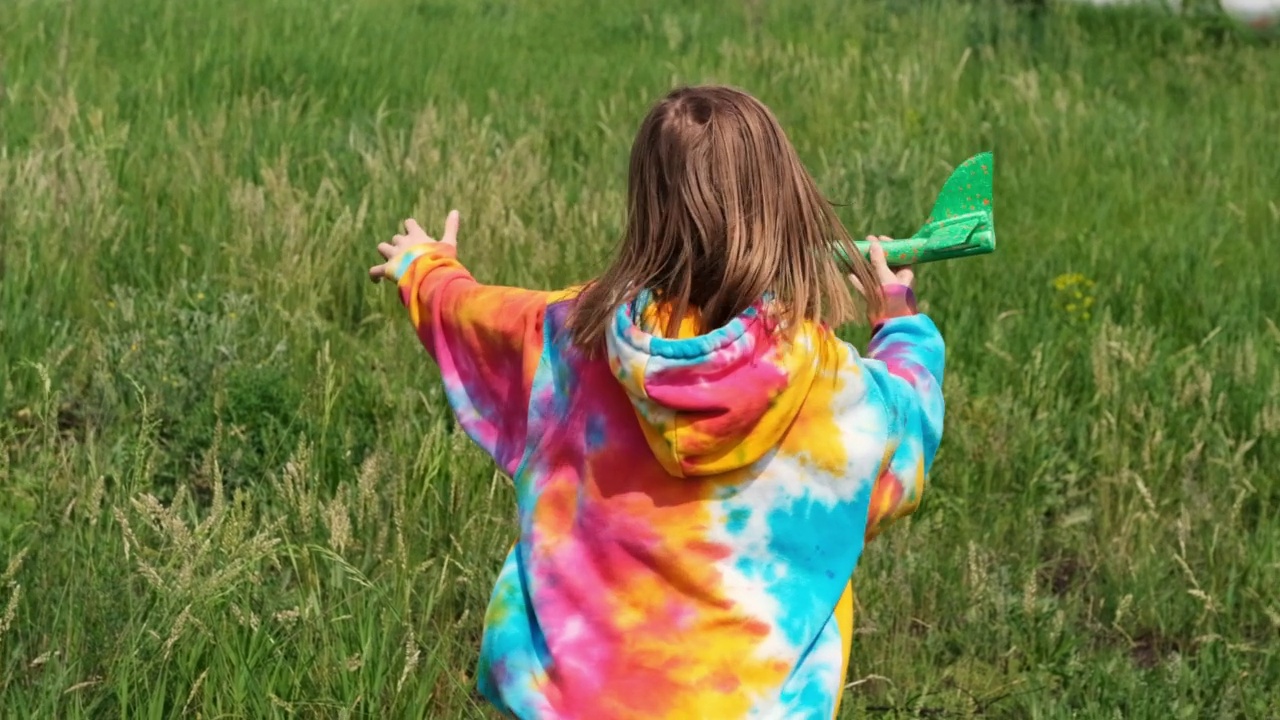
604,289,824,477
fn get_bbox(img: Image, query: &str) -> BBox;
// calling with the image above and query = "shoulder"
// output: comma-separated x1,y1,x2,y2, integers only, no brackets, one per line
546,284,587,305
541,285,586,327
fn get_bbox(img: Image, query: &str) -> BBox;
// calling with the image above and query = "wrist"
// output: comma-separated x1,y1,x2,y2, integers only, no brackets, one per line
388,243,455,283
870,284,918,325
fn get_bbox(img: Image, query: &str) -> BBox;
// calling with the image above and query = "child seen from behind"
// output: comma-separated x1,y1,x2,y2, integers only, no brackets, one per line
369,85,945,719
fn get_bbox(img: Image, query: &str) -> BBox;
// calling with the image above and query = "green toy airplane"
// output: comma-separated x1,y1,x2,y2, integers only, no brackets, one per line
834,151,994,269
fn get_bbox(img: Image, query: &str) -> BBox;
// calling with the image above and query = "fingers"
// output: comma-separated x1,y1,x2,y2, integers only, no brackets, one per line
848,273,865,296
404,212,459,245
376,212,458,286
862,234,917,291
441,209,460,247
866,236,898,285
404,218,427,240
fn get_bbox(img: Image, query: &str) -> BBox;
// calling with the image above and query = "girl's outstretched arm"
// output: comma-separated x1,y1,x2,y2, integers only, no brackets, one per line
372,212,549,477
860,284,945,541
847,238,946,542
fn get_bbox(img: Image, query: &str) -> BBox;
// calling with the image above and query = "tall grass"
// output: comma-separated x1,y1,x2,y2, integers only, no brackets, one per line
1,0,1277,717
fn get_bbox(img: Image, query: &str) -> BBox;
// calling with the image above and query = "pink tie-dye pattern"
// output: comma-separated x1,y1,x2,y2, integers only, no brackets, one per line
394,243,550,475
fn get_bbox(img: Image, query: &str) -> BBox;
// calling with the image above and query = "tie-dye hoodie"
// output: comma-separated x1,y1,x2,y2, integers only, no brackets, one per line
390,242,945,719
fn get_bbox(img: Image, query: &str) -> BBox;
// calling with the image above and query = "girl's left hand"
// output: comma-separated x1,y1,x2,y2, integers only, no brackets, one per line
369,210,459,283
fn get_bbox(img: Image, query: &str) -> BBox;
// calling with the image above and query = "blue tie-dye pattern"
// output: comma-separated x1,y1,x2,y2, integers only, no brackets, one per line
725,506,751,534
776,614,845,718
625,289,760,366
866,315,946,473
478,547,551,718
585,414,607,451
748,489,871,650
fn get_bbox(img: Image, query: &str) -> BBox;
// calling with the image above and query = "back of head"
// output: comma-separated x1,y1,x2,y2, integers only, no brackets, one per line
568,84,883,353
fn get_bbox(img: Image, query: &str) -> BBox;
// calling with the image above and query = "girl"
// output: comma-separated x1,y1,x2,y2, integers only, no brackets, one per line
369,85,944,720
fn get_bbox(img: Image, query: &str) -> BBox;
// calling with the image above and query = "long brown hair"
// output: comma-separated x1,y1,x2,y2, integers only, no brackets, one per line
567,84,884,353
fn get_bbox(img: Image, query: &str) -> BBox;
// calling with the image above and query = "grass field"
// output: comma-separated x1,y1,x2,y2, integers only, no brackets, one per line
2,0,1278,717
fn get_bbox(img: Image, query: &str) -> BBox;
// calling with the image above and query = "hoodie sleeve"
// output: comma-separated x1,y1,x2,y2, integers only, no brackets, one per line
859,284,946,541
389,243,549,477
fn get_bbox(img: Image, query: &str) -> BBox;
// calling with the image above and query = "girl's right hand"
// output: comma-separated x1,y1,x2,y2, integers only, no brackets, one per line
849,236,915,295
851,236,918,324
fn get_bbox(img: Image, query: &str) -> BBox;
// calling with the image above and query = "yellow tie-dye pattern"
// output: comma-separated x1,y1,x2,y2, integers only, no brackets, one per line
540,460,796,717
394,245,449,330
904,461,925,513
639,301,704,338
776,326,850,475
597,570,793,717
832,580,856,719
